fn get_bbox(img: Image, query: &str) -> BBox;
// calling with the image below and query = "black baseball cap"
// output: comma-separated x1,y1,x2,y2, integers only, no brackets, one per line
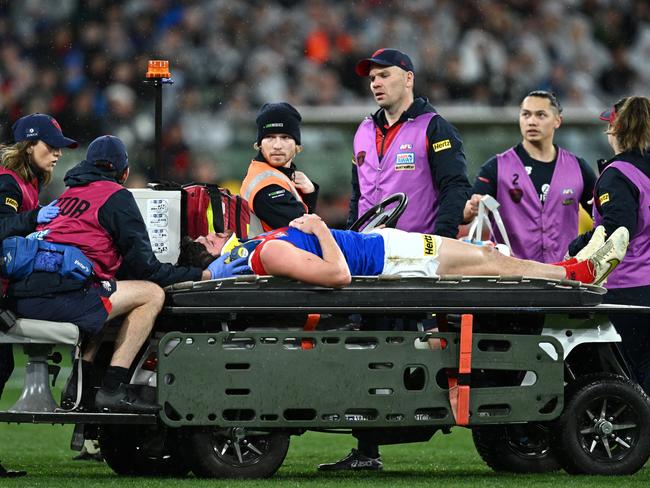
12,113,78,148
355,48,414,76
86,135,129,172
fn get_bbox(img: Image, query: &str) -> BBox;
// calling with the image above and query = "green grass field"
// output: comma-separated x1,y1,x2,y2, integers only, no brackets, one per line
1,365,650,487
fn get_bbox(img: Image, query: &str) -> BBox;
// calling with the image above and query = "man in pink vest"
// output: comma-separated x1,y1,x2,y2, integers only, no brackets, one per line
348,48,471,236
10,136,247,413
465,91,596,263
338,48,472,471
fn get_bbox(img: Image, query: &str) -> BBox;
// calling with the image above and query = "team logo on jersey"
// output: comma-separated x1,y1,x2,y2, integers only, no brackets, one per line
395,152,415,170
562,198,575,206
562,188,574,195
509,188,523,203
432,139,451,152
4,197,18,211
423,234,437,256
399,143,412,150
599,193,610,205
355,151,366,167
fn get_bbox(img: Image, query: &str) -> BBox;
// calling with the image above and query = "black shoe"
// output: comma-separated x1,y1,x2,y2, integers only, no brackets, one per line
95,384,160,414
61,360,95,411
0,461,26,478
317,449,383,471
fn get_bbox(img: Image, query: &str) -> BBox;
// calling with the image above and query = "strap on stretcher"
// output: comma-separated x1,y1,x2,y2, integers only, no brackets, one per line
448,314,473,425
301,314,321,349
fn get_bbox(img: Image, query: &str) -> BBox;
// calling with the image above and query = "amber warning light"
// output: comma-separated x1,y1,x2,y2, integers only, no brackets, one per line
146,60,171,78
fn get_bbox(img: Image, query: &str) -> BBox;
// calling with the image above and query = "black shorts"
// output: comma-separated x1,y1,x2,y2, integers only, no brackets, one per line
14,280,116,336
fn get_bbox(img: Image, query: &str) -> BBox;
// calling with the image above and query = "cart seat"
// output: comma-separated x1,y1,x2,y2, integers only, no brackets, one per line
0,319,79,413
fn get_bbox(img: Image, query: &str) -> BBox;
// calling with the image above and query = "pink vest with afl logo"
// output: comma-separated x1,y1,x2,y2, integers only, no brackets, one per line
37,180,123,280
593,161,650,288
353,113,438,233
495,147,583,263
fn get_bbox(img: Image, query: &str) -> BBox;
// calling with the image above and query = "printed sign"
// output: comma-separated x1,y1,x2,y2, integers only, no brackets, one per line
147,198,170,253
395,152,415,171
423,234,437,256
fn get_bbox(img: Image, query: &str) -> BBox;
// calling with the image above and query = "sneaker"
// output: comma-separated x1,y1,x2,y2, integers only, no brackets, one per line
588,226,629,285
73,440,103,462
0,461,26,478
73,448,103,462
95,383,160,414
575,225,606,261
317,449,383,471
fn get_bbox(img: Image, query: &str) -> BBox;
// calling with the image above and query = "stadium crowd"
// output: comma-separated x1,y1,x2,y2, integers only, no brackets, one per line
1,0,650,182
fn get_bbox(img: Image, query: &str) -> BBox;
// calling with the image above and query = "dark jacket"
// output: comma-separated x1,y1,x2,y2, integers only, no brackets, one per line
569,150,650,256
0,174,40,240
62,161,202,286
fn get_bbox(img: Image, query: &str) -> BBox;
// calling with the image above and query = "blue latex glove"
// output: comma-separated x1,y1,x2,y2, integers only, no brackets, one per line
37,200,60,224
208,254,250,279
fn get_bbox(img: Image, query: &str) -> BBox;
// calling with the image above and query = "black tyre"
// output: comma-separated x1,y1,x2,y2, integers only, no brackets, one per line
472,423,560,473
183,427,289,478
99,424,190,477
552,373,650,475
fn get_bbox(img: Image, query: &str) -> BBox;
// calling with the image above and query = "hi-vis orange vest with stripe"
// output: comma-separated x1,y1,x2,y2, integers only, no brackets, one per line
240,160,308,231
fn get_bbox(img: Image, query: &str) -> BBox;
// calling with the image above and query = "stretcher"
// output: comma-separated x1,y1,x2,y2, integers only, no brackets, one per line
2,190,650,478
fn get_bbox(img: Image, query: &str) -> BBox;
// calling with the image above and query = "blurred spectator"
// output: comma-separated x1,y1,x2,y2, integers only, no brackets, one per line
0,0,648,183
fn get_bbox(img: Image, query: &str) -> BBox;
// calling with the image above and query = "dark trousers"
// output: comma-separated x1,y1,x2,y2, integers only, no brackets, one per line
0,344,14,399
605,285,650,395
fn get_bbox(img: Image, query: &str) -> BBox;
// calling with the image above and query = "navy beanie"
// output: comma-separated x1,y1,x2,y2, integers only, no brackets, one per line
256,103,302,145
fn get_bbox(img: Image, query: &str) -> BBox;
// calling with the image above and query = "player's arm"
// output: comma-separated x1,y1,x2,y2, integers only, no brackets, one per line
260,215,351,287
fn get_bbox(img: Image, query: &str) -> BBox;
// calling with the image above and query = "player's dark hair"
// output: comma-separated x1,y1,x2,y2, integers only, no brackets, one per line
613,96,650,154
178,236,215,268
522,90,563,115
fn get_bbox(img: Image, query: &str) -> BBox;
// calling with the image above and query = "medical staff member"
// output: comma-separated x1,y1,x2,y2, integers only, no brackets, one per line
570,96,650,394
0,113,77,478
338,48,471,471
348,48,471,236
465,91,596,262
240,103,319,231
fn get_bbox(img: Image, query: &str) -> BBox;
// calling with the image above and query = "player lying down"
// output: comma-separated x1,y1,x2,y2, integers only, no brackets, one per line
179,214,628,288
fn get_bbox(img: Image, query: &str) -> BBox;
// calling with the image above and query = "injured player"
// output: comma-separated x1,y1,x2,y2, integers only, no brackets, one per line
178,214,628,288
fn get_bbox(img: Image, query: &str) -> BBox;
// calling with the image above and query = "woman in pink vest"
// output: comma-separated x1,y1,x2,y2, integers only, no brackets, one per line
570,96,650,395
0,113,77,477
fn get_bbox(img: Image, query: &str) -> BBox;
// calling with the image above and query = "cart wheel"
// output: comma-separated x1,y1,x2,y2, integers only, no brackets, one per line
472,423,560,473
349,193,408,232
552,373,650,475
183,427,289,478
99,424,190,477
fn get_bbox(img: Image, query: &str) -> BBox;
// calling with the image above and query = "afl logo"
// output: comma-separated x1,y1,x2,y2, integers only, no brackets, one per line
355,151,366,167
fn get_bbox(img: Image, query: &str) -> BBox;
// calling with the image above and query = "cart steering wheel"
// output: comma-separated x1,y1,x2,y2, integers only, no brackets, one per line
349,193,408,233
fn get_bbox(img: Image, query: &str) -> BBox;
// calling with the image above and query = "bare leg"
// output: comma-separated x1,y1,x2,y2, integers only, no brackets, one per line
105,281,165,369
81,332,103,363
437,237,565,280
